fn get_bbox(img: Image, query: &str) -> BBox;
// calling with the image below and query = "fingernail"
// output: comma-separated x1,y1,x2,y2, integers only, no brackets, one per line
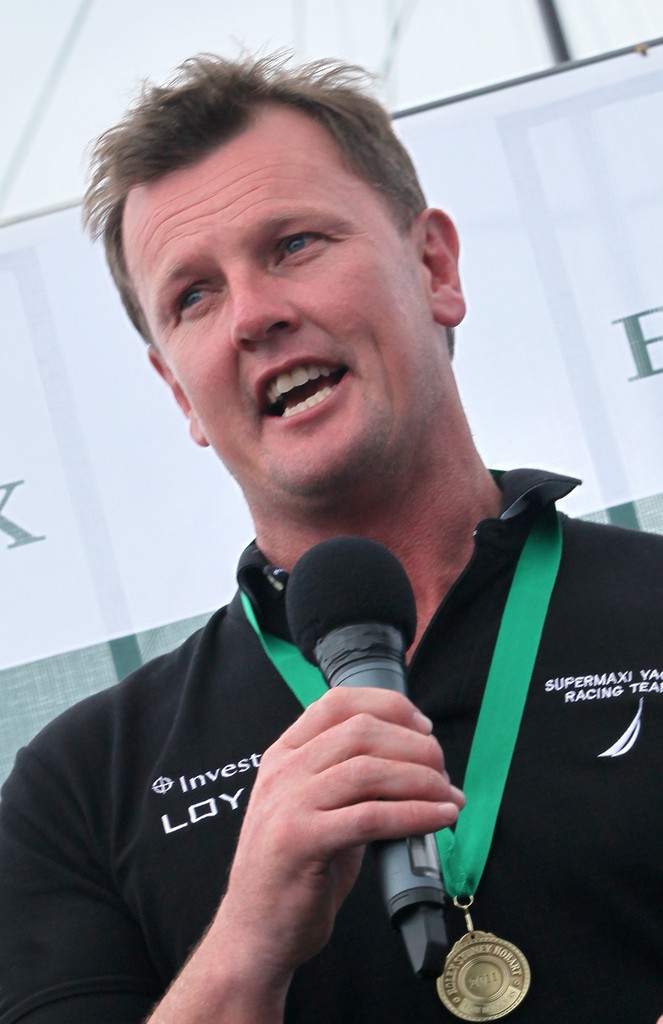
450,785,466,807
413,710,433,733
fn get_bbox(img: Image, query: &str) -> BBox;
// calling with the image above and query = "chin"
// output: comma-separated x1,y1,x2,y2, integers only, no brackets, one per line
272,452,396,512
231,424,402,514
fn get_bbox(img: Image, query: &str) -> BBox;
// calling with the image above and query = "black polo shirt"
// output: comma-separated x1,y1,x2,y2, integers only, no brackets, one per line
1,470,661,1023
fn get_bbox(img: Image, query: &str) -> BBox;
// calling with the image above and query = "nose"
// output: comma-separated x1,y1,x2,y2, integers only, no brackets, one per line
228,271,299,351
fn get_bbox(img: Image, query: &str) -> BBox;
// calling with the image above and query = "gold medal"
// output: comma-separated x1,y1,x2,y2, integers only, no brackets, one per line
436,897,531,1021
437,930,530,1020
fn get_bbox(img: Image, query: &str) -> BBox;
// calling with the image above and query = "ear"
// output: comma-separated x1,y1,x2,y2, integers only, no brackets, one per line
414,209,466,328
147,346,210,448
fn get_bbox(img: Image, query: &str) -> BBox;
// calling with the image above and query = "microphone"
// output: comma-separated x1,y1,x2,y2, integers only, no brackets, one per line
285,536,448,978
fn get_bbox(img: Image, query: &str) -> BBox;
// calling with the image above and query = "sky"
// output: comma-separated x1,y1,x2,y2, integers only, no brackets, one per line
1,0,662,222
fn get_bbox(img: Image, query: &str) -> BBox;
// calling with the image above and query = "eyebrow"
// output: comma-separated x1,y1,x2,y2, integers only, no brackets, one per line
160,261,202,293
246,209,355,238
152,209,356,323
153,262,208,327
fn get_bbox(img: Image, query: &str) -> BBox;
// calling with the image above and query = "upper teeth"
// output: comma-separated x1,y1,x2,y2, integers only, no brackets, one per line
266,364,332,407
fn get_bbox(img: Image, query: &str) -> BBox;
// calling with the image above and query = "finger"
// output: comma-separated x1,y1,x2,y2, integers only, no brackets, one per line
317,795,462,853
292,711,446,777
316,755,452,811
281,686,433,749
256,714,454,819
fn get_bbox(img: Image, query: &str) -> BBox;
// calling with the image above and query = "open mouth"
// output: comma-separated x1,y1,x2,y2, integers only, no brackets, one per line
265,364,347,418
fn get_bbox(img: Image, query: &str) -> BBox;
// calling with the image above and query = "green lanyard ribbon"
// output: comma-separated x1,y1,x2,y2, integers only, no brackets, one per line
240,504,562,901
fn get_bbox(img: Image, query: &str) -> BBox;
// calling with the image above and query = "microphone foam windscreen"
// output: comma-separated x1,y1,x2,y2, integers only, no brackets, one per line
286,536,417,662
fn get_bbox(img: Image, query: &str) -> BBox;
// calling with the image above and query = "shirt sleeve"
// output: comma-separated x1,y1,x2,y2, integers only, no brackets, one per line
0,745,161,1024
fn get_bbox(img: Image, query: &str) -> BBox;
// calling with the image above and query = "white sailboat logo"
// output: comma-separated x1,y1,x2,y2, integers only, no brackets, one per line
597,699,644,758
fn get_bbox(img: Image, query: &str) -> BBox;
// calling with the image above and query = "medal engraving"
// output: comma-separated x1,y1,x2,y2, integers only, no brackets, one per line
437,930,530,1021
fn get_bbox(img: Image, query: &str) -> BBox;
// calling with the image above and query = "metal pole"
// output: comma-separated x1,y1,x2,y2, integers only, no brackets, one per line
536,0,572,64
0,0,96,216
382,0,420,109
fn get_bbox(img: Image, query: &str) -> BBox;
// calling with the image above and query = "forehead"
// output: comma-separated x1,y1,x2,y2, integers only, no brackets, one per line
122,106,385,278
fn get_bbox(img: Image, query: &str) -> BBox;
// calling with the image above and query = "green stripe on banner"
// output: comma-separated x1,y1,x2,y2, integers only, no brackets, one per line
606,501,639,531
109,635,143,681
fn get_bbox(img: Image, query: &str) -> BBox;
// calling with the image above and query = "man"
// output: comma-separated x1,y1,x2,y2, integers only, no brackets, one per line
0,53,661,1024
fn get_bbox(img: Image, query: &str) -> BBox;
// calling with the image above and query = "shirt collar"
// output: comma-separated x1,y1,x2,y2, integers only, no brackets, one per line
236,467,580,634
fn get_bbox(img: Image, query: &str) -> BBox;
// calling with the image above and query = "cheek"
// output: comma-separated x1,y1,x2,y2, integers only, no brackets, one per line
322,270,397,337
170,331,234,401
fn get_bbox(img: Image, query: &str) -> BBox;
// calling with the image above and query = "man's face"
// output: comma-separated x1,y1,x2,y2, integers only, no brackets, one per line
123,106,464,526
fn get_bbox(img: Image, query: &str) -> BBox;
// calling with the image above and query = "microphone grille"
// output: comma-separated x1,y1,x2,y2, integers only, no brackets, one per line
286,536,417,662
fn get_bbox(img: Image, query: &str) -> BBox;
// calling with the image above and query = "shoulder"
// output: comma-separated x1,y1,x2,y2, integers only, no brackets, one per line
562,514,663,550
560,515,663,578
0,595,277,838
6,600,255,784
39,606,229,740
552,516,663,641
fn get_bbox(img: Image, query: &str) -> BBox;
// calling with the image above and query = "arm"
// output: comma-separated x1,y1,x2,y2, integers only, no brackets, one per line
0,746,161,1024
146,686,463,1023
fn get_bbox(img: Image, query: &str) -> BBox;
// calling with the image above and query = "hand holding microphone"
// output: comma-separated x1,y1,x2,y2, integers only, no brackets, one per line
286,536,453,977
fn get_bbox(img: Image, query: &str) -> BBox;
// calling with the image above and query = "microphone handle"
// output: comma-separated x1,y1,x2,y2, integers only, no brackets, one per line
313,623,449,977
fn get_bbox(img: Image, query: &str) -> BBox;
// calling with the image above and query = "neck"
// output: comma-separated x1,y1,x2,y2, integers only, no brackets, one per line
255,452,501,652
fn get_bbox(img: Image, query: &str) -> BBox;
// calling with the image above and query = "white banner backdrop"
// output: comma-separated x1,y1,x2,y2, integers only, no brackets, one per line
1,41,662,673
396,42,663,512
1,212,252,671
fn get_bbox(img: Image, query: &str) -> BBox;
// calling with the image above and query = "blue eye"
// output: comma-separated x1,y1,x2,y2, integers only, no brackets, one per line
179,287,203,311
284,234,309,255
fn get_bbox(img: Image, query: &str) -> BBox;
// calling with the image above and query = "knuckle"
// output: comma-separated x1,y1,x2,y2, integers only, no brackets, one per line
422,733,445,771
347,712,380,740
346,801,382,842
402,800,431,835
420,764,447,799
333,753,380,796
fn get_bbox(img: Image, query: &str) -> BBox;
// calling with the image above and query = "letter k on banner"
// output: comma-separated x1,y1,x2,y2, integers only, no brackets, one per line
0,481,45,549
